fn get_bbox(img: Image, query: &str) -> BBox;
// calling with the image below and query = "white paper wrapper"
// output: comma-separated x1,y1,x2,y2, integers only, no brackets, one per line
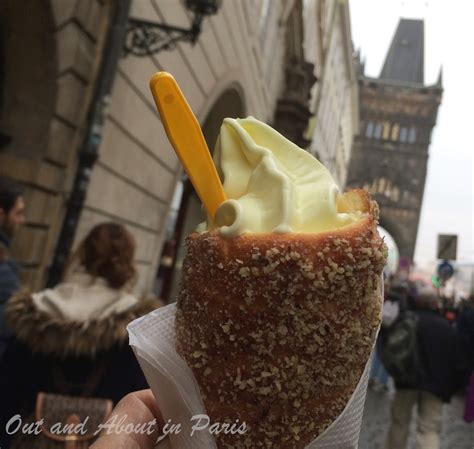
128,303,378,449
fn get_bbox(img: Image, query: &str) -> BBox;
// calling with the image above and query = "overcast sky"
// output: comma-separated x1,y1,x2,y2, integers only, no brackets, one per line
349,0,474,270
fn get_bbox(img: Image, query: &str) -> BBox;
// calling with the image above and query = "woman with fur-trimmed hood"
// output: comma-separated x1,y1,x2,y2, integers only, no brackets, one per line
0,223,161,447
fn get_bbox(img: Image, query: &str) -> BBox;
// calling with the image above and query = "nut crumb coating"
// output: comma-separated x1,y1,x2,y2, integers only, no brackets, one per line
176,191,387,449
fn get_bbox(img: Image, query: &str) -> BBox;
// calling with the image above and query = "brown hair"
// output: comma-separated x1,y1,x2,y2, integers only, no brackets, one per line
71,222,137,289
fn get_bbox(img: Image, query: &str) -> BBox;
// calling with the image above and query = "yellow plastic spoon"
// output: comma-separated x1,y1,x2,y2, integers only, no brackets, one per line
149,72,226,220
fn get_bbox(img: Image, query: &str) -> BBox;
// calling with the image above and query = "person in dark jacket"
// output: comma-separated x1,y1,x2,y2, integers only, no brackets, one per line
456,295,474,422
0,176,25,356
0,222,161,448
386,287,464,449
456,295,474,375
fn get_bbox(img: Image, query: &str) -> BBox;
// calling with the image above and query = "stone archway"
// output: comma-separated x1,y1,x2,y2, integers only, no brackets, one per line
0,0,113,288
379,207,418,262
379,216,402,250
378,225,400,276
157,86,245,302
0,0,57,159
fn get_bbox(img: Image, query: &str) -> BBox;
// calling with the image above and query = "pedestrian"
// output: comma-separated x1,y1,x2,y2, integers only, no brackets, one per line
441,294,457,324
457,294,474,376
0,222,161,449
385,287,465,449
456,294,474,421
0,176,25,356
369,288,400,392
370,281,410,392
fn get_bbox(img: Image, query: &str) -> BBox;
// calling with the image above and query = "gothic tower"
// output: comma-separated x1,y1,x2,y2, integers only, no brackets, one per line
346,19,442,260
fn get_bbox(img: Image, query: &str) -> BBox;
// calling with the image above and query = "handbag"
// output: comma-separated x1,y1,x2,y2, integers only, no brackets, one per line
10,358,113,449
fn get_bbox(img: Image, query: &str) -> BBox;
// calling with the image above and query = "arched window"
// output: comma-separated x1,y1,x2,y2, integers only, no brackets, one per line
400,127,408,142
391,123,400,141
384,180,393,197
370,179,377,194
365,121,374,138
408,127,417,143
374,122,382,139
0,0,56,158
378,177,386,194
392,186,400,202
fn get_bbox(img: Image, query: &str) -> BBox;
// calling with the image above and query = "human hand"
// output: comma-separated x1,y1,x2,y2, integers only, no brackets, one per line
91,389,164,449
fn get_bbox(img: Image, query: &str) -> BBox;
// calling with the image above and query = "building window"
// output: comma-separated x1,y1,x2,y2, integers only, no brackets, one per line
391,123,400,141
392,186,400,202
366,121,374,138
377,177,386,194
382,121,391,140
408,126,417,143
374,122,382,139
400,126,408,142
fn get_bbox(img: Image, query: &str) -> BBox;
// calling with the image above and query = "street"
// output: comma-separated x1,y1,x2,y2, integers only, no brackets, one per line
359,383,474,448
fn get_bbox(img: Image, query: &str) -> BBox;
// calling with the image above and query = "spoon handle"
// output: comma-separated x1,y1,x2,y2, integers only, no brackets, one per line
150,72,226,220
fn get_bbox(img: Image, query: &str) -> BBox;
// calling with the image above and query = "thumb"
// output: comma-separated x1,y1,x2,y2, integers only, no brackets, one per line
91,389,163,449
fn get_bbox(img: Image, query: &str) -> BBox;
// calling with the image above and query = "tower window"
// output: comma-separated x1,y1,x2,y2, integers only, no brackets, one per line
382,121,391,140
400,127,408,142
366,121,374,138
374,122,382,139
391,123,400,141
392,186,400,202
378,177,386,193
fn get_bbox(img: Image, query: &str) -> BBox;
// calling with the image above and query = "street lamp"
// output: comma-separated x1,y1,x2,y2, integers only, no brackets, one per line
123,0,222,57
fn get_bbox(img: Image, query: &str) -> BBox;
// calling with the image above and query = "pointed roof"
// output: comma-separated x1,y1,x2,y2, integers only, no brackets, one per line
380,19,424,84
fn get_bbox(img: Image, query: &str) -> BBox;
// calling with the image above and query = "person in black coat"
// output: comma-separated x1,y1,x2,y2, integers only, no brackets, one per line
386,287,464,449
415,298,465,402
457,295,474,377
0,223,161,448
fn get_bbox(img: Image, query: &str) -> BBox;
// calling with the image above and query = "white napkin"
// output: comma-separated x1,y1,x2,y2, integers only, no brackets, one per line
128,303,377,448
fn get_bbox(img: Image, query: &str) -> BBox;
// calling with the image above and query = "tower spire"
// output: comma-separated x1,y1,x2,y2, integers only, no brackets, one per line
380,18,424,84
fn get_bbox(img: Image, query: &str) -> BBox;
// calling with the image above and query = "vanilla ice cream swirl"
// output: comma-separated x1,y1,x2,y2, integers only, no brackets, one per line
208,117,362,237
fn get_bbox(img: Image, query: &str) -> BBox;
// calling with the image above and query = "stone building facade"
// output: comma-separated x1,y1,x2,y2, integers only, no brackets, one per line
304,0,359,189
346,19,442,260
0,0,114,289
1,0,313,297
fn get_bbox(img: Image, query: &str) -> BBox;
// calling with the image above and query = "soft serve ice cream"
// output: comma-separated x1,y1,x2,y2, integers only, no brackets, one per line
176,116,387,448
209,117,363,237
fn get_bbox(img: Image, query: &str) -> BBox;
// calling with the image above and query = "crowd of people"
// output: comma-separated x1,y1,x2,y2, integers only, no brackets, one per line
370,275,473,448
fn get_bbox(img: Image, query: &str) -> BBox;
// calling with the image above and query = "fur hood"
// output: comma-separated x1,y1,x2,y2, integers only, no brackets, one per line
5,290,162,358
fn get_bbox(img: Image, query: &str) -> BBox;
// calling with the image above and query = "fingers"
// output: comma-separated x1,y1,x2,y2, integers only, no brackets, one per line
91,389,163,449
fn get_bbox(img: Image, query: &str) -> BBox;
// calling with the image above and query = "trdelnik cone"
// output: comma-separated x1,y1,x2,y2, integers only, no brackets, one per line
132,75,387,448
